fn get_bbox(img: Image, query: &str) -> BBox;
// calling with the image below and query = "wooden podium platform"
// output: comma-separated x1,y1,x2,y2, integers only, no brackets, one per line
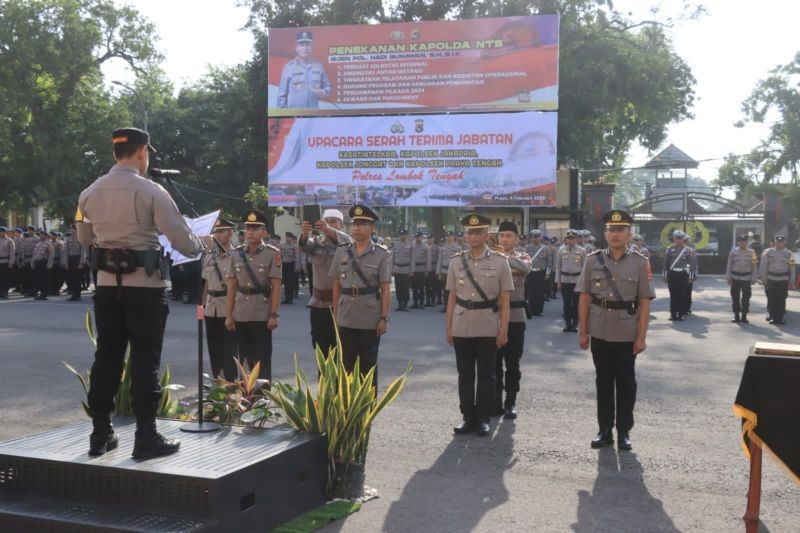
0,418,327,532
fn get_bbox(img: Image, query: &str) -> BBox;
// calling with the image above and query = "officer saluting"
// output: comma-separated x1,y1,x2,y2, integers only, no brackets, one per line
77,127,210,458
447,214,513,437
663,230,697,321
329,205,391,388
225,211,282,380
577,210,654,451
277,31,332,109
759,234,796,325
726,234,758,324
201,217,238,381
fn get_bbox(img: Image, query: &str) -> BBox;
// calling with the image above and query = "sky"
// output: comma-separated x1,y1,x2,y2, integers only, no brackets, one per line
105,0,800,182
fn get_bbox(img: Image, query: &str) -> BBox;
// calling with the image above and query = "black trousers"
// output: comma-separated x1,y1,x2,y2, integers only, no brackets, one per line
205,316,238,381
394,273,410,305
496,322,525,406
561,282,578,321
411,272,426,304
282,262,297,300
591,337,637,433
88,287,169,418
425,272,439,303
33,260,49,297
525,270,546,315
339,326,380,388
66,256,82,298
685,281,693,312
310,306,337,357
730,280,752,315
21,263,34,295
0,263,9,296
667,271,689,316
766,280,789,322
454,336,497,423
235,321,272,381
50,264,64,295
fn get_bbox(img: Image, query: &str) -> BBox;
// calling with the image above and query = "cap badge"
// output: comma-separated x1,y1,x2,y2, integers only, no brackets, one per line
469,215,479,225
354,206,364,216
611,212,622,222
247,212,257,222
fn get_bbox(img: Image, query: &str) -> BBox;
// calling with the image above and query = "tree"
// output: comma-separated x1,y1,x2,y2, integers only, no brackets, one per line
736,51,800,184
0,0,159,220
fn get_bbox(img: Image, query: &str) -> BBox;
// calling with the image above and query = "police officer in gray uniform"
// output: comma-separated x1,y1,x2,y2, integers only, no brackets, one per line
299,208,352,356
437,232,462,313
663,230,697,321
410,231,431,309
447,214,513,437
392,229,413,311
225,211,282,380
0,227,14,299
77,127,210,458
31,229,54,300
525,229,551,316
277,31,332,109
556,229,587,332
202,217,238,381
329,205,391,388
280,232,299,304
494,222,531,419
726,235,758,324
759,235,796,325
577,210,655,451
63,225,88,301
427,234,440,306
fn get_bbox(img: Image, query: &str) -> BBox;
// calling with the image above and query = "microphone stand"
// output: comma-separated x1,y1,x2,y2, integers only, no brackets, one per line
162,176,220,434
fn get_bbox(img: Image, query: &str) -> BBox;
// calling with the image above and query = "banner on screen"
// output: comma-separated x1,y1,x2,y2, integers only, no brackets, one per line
268,16,559,116
267,112,557,207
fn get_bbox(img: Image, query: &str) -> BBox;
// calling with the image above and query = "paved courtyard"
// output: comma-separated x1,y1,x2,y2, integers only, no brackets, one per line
1,276,798,532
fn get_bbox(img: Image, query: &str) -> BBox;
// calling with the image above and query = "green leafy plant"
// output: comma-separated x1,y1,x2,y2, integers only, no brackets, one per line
63,309,186,418
204,359,278,428
266,333,411,495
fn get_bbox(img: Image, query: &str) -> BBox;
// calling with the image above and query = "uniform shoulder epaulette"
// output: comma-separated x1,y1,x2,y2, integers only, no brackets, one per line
454,249,468,257
632,250,648,260
265,243,280,253
587,249,602,256
374,243,388,251
339,240,353,248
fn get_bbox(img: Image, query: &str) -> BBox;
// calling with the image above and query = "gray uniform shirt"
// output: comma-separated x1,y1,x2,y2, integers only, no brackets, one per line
300,229,352,308
31,240,54,269
280,242,298,264
437,242,462,274
576,249,655,342
506,251,532,323
430,244,440,274
14,236,24,266
392,240,413,274
77,163,204,288
0,237,14,265
277,58,332,108
663,245,698,280
227,244,282,322
22,237,35,263
726,247,758,282
446,247,514,338
203,249,233,318
411,243,431,274
525,242,551,272
329,242,391,330
760,248,796,283
555,245,587,284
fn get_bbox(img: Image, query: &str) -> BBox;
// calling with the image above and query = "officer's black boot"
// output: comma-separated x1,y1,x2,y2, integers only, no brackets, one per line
562,319,572,332
88,414,119,456
731,312,740,323
591,428,614,449
741,312,749,324
132,416,180,459
503,393,518,419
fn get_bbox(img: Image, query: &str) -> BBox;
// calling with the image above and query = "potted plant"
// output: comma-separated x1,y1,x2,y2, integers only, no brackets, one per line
267,341,411,499
204,359,278,428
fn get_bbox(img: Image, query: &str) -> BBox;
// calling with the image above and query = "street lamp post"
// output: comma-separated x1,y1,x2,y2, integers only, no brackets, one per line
111,80,149,132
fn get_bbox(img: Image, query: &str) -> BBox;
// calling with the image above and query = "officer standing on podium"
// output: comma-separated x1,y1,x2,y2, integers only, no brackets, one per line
77,127,211,459
577,210,654,451
447,214,513,437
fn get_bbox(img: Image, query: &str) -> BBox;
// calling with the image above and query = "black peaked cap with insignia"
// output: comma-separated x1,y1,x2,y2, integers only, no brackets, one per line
242,210,268,226
498,221,519,234
112,127,156,153
602,209,634,226
349,204,379,222
213,217,235,231
461,213,490,229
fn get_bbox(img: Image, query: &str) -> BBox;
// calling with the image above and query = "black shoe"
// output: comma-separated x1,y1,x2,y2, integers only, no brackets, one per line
741,314,749,324
68,296,82,301
668,315,676,321
494,404,505,416
503,406,517,419
618,433,633,451
132,432,180,459
88,431,120,456
453,420,475,435
591,429,614,449
674,315,684,321
773,319,786,325
562,325,571,332
731,314,740,323
476,422,491,436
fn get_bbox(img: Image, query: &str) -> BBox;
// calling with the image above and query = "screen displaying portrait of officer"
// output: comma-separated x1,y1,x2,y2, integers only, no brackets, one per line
277,31,332,109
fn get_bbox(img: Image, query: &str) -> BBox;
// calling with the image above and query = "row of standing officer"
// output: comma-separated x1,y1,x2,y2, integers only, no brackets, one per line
391,230,462,311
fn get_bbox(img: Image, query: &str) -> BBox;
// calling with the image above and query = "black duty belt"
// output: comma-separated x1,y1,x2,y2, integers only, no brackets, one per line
510,300,526,309
456,297,498,311
415,262,427,266
731,271,753,276
560,271,581,276
342,286,379,296
208,289,227,297
237,287,270,296
592,296,639,312
768,271,789,277
394,263,409,267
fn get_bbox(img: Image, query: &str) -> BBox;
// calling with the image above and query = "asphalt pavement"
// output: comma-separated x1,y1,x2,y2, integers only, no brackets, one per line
0,277,798,532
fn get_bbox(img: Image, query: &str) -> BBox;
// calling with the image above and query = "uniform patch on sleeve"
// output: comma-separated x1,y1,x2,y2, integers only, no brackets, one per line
274,250,282,268
645,262,653,281
74,206,85,223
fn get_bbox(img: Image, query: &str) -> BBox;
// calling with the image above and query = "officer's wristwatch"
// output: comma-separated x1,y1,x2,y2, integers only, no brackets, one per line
380,316,389,323
270,312,279,319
